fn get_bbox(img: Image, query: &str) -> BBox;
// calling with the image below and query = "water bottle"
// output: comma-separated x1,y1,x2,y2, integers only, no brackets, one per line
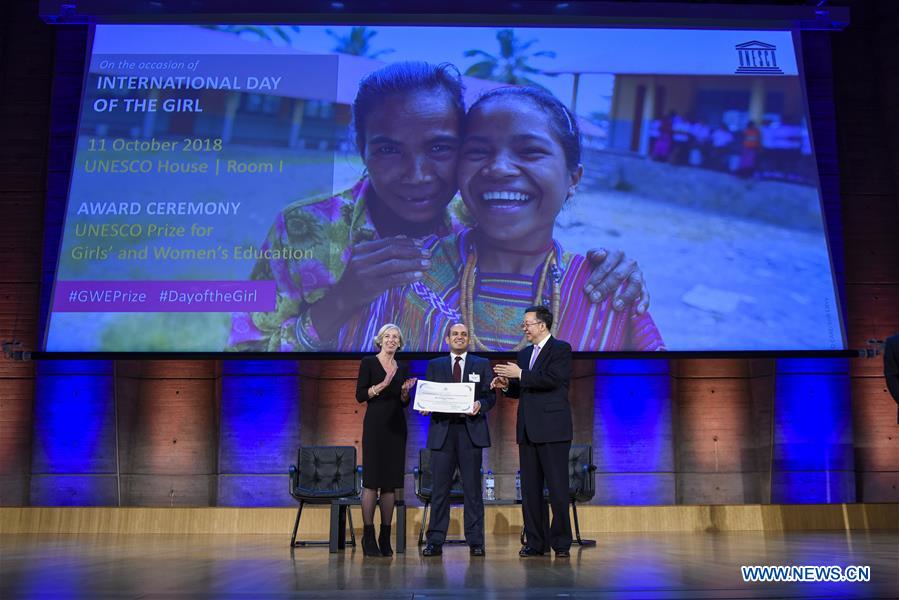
485,470,496,501
515,470,521,501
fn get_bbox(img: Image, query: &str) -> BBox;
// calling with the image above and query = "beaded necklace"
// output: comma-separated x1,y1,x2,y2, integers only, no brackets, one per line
460,238,561,352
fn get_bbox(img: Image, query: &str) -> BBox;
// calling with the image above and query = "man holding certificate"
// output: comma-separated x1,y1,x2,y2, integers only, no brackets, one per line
416,323,494,557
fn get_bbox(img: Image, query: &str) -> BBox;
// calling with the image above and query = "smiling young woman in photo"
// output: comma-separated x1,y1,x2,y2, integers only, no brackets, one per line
371,86,665,351
229,62,650,352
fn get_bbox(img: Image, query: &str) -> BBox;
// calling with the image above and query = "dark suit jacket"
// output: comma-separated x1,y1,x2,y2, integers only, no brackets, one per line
885,333,899,423
424,354,495,449
505,336,573,444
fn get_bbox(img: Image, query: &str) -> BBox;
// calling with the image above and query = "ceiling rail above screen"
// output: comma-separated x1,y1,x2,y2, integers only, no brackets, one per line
39,1,850,31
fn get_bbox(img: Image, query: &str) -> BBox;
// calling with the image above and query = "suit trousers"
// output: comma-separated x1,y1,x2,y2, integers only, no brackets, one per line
426,422,485,546
519,432,572,552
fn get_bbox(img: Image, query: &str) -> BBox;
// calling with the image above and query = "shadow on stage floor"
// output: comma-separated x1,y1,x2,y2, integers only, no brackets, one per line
1,531,897,599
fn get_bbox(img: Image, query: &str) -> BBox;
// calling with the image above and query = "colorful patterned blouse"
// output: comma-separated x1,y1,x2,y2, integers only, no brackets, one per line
227,178,462,352
339,228,665,352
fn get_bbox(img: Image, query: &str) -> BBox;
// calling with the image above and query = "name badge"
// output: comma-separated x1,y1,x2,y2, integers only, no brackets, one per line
468,373,480,383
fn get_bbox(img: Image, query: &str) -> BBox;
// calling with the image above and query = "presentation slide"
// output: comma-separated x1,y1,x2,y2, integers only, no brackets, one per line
44,23,844,352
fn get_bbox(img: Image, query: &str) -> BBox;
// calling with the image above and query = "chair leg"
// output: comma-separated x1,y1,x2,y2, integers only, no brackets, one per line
291,499,352,549
329,503,340,553
337,505,348,551
571,500,596,546
347,505,356,547
418,502,429,546
396,503,406,554
290,501,304,547
520,499,526,546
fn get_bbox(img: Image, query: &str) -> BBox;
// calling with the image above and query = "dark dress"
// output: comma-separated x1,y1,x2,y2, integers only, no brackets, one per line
355,355,410,490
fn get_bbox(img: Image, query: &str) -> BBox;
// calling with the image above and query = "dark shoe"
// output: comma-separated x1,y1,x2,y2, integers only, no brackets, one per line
470,545,485,557
555,549,571,558
519,545,544,557
362,525,380,557
378,525,393,557
422,543,443,557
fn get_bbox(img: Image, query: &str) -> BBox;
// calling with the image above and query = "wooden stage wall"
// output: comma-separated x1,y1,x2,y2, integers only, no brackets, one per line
2,504,897,535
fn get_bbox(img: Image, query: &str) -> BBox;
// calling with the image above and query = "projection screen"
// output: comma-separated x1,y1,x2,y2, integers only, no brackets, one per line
42,23,846,353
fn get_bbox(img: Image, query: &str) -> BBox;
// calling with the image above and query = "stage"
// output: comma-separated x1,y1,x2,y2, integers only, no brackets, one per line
1,1,899,598
2,505,897,599
2,531,896,599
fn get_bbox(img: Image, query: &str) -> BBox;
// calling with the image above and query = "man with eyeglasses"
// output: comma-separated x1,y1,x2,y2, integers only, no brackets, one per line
419,322,495,557
492,305,573,558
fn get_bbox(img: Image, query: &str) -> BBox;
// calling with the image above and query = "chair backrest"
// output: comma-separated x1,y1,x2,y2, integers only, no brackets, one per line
415,448,466,502
295,446,359,499
567,445,596,502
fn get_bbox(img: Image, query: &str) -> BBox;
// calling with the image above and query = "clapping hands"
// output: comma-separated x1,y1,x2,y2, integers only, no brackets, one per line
493,362,521,380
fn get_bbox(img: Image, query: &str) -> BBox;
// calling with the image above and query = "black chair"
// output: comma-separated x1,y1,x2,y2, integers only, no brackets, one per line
413,448,482,546
288,446,361,553
567,444,597,546
519,444,597,547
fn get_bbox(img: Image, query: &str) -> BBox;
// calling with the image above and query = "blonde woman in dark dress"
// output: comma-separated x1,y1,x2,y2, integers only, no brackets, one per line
355,323,417,556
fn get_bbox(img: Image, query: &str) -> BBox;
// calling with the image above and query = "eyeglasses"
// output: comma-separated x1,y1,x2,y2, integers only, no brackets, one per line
521,320,541,330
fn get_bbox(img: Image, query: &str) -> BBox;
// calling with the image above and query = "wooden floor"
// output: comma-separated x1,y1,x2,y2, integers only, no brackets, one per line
1,531,896,599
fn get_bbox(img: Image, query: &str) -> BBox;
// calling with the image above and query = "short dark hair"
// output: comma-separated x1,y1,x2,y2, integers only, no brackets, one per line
352,61,466,157
525,305,553,330
467,86,581,173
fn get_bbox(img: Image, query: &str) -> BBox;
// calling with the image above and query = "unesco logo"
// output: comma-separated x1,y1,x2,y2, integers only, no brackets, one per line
735,41,784,75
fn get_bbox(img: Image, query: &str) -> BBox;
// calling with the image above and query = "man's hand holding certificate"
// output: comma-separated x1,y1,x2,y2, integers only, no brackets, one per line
414,380,474,414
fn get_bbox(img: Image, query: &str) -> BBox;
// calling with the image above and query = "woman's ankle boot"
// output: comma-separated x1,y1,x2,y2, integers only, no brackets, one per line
378,525,393,556
362,525,380,556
